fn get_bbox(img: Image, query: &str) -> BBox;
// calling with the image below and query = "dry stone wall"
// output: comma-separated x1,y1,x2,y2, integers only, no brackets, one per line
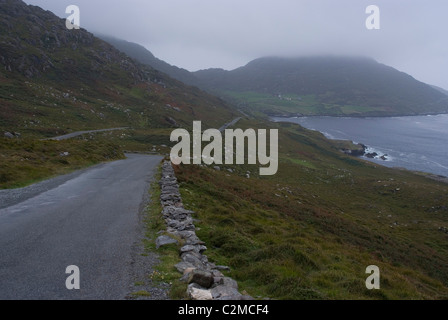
157,160,252,300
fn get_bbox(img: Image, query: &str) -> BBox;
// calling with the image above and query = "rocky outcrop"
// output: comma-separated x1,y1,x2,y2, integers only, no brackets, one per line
439,226,448,234
0,0,157,83
364,151,388,161
158,160,252,300
340,143,389,161
340,143,367,157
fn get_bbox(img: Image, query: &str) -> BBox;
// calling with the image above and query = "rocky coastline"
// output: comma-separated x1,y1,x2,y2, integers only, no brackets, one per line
339,143,388,161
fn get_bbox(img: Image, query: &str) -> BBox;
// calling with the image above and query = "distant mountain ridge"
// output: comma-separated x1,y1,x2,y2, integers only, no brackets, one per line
102,37,448,117
192,56,448,116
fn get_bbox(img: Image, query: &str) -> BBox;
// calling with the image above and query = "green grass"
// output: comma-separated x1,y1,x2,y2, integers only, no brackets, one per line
0,137,125,189
283,157,317,169
172,119,448,300
131,290,152,297
142,164,188,300
222,91,378,117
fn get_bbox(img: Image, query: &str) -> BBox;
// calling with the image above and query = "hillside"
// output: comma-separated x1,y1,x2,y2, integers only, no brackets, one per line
192,56,448,117
0,0,237,138
0,0,237,188
96,35,199,86
173,118,448,299
432,85,448,96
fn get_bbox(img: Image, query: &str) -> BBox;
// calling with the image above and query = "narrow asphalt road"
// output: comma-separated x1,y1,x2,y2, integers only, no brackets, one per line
0,154,163,300
219,117,242,132
47,127,129,141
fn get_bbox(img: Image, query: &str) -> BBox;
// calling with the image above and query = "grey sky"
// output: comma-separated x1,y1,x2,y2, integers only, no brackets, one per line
24,0,448,89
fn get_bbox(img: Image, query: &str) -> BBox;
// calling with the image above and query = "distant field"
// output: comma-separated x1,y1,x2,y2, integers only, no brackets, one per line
222,91,380,116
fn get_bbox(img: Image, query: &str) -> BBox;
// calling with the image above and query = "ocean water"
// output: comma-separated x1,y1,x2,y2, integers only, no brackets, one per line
272,114,448,177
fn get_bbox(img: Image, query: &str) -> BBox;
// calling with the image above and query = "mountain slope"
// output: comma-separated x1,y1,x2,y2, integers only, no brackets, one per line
0,0,236,137
432,85,448,96
193,56,448,117
97,35,200,86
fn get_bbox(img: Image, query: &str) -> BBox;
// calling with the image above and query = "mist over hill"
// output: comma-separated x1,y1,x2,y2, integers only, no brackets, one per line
101,36,448,117
192,56,448,116
431,85,448,96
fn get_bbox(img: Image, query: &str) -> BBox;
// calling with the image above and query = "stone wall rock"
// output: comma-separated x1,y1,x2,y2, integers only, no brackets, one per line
158,160,253,300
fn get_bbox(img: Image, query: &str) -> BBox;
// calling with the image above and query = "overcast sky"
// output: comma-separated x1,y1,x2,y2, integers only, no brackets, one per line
24,0,448,89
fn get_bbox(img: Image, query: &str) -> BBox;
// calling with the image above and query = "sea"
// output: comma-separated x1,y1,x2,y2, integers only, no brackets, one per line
272,114,448,177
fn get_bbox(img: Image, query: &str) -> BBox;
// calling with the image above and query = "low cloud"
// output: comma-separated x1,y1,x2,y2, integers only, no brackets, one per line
24,0,448,89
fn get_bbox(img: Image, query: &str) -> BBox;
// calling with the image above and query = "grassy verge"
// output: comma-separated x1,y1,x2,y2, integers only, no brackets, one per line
0,136,125,189
142,163,188,299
